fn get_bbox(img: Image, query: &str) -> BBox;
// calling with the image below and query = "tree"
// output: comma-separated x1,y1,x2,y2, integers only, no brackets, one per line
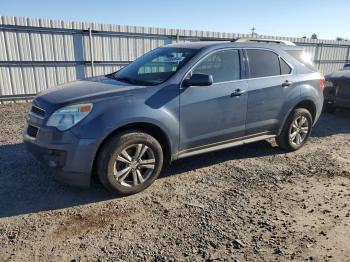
336,37,348,41
311,33,318,39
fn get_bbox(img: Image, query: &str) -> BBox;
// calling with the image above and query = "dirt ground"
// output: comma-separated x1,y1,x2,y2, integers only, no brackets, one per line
0,103,349,262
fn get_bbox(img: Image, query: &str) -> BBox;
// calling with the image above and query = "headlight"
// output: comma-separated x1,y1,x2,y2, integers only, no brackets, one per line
325,81,333,88
46,103,93,131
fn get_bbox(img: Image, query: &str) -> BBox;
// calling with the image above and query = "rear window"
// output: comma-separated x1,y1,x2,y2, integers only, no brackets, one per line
286,50,316,71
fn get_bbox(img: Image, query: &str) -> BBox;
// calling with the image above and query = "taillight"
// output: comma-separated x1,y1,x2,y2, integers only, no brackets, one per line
319,77,325,91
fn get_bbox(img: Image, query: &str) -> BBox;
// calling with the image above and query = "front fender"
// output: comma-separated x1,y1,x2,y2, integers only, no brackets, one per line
72,85,180,157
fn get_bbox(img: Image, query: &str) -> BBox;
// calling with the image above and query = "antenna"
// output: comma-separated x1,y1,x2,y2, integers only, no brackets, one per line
251,27,257,37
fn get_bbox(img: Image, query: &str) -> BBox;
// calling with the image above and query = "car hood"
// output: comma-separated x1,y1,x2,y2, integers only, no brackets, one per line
326,70,350,81
35,75,146,108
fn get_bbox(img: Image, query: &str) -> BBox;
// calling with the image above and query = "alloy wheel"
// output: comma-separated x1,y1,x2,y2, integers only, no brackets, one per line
113,143,156,187
289,116,309,146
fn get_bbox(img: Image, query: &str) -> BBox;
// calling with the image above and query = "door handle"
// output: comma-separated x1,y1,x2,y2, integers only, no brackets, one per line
230,89,245,97
282,80,293,87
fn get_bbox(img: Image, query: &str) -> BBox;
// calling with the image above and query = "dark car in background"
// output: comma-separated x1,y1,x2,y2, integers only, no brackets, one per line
24,39,324,195
324,64,350,113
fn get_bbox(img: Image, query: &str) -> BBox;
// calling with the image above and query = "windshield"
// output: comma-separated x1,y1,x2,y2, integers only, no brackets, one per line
342,64,350,70
112,47,198,86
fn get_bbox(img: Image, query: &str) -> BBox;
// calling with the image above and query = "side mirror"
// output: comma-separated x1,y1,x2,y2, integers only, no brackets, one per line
182,73,213,88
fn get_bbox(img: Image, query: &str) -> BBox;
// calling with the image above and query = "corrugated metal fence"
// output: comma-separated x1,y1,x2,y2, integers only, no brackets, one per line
1,16,350,101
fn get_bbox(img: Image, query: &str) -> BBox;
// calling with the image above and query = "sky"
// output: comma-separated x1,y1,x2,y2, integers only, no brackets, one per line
1,0,349,40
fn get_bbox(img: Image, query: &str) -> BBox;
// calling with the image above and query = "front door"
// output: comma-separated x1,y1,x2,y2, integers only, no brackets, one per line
179,49,247,151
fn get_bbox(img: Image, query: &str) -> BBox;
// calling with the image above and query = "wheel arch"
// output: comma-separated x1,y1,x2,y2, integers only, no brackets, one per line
293,100,317,121
91,121,173,181
278,99,317,135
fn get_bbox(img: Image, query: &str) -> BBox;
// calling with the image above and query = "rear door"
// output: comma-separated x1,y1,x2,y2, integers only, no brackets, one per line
179,49,248,151
244,49,296,135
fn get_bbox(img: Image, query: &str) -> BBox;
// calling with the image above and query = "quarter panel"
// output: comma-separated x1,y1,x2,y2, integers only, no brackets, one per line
278,74,324,133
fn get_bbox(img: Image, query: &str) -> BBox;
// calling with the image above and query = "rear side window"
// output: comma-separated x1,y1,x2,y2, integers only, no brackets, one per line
246,49,280,78
280,58,292,74
286,50,316,71
192,49,240,83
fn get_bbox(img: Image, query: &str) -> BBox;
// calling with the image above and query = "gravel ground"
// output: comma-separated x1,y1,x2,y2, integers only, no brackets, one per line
0,103,349,262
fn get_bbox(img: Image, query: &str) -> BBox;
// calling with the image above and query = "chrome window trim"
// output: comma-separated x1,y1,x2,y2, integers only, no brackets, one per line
180,47,295,87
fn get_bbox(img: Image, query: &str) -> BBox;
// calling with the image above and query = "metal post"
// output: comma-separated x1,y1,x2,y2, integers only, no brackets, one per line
317,42,324,70
313,43,319,65
88,28,95,77
73,33,85,79
346,45,350,64
176,33,180,43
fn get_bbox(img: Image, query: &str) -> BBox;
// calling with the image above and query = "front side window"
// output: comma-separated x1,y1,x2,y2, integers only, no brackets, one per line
246,49,281,78
191,49,240,83
113,47,198,86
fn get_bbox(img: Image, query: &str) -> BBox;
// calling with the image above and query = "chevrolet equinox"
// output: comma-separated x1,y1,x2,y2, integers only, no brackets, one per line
24,40,324,195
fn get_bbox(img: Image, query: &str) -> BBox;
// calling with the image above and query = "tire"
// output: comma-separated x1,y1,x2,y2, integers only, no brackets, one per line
97,130,164,196
323,101,336,114
276,108,313,151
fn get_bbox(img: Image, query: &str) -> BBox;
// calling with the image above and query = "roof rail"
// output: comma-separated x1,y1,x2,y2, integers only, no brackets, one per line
198,38,233,42
234,38,296,46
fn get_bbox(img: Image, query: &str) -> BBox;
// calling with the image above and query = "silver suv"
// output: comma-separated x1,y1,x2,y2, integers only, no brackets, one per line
24,39,324,195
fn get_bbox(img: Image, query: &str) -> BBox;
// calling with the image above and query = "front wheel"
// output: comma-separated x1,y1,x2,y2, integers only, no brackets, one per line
276,108,313,151
97,130,164,196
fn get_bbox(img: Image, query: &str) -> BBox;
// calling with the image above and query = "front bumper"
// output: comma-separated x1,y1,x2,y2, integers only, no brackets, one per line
23,126,98,187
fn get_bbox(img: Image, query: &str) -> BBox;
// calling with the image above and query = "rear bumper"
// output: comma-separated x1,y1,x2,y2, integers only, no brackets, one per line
23,129,98,187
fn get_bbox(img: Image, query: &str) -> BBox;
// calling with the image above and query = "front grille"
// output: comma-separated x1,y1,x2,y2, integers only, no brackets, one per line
27,125,39,138
31,105,46,117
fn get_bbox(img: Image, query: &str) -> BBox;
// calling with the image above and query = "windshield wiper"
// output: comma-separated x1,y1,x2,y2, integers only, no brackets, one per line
114,76,137,84
108,74,155,86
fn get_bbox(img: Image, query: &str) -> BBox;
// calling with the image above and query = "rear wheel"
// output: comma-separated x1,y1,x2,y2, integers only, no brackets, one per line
276,108,313,151
97,130,164,196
